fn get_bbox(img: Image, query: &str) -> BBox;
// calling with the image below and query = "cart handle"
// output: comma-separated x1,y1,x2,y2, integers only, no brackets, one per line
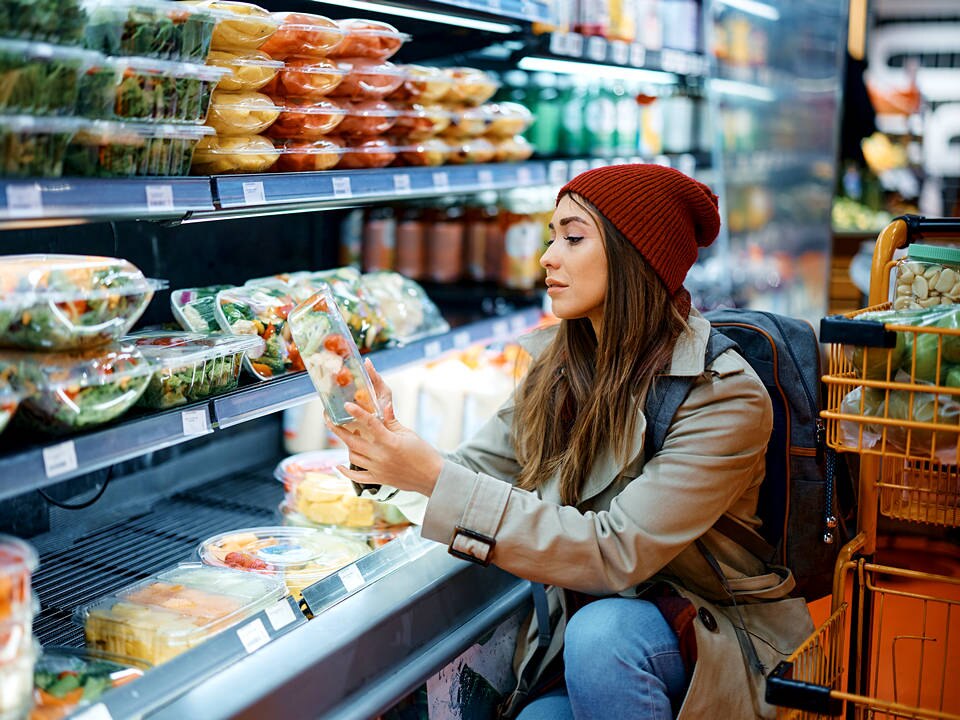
871,215,960,306
765,661,844,716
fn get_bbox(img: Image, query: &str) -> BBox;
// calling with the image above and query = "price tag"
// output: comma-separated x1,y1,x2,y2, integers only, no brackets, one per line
517,166,533,185
492,320,509,339
432,171,449,191
265,599,297,631
477,169,494,187
567,33,584,57
43,441,78,479
181,409,210,437
423,340,443,359
453,331,471,349
242,180,266,205
338,564,364,592
5,184,42,217
332,176,352,198
488,0,501,11
549,32,569,56
72,705,113,720
611,41,629,66
548,161,568,186
510,315,528,333
629,43,646,68
392,173,412,194
145,184,174,211
236,618,270,654
586,36,607,62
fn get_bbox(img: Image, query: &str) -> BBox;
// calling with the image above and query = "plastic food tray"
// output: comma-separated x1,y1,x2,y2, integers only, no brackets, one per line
0,40,101,116
271,138,344,173
388,65,453,104
259,11,344,59
393,137,450,167
0,384,23,438
442,67,499,106
280,504,412,550
329,58,405,101
266,98,347,141
191,0,280,51
191,133,279,174
265,57,347,101
0,535,37,622
83,0,219,62
33,646,148,715
205,90,280,136
336,100,401,138
0,115,85,178
206,49,282,93
329,19,410,61
0,638,35,720
391,104,452,140
359,271,450,343
0,0,86,45
170,285,235,332
129,331,264,408
64,121,214,177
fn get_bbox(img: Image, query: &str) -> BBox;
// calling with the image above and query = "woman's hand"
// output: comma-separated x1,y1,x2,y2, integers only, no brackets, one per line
327,359,444,496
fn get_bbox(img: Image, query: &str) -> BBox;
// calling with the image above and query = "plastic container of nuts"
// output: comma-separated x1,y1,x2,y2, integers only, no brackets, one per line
893,244,960,310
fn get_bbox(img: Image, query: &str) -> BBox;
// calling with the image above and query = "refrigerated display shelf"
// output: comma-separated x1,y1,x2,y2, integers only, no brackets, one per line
532,32,707,77
0,307,543,500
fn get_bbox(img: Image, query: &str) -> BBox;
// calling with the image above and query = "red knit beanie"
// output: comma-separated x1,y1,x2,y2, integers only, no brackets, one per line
558,164,720,315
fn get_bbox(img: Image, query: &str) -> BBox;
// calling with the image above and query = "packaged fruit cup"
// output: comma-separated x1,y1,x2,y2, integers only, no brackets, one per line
1,342,154,434
207,49,283,92
214,283,304,379
259,12,344,59
0,385,23,437
266,98,347,141
393,137,449,167
335,137,398,169
272,138,345,173
198,526,371,599
63,121,215,177
0,254,162,351
485,102,534,138
0,0,86,46
189,1,279,51
442,67,499,106
0,40,101,116
76,564,285,666
329,19,410,61
0,639,35,720
265,57,347,101
170,284,235,332
205,90,280,136
83,0,218,62
330,58,405,101
0,115,84,178
442,105,492,139
33,647,149,717
336,100,400,138
287,287,381,425
0,535,37,622
107,58,227,124
359,271,450,343
191,134,279,174
388,65,453,104
391,104,451,140
446,136,495,165
893,244,960,311
129,331,265,409
493,134,534,163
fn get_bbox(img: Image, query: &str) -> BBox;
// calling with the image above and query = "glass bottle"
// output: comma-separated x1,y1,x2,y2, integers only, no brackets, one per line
528,72,561,157
362,205,396,272
427,203,466,283
395,205,427,279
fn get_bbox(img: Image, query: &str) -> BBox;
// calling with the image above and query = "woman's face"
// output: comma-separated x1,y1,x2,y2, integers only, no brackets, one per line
542,194,608,330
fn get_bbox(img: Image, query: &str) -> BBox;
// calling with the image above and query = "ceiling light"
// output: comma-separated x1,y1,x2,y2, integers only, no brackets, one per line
308,0,519,34
517,56,679,84
713,0,780,21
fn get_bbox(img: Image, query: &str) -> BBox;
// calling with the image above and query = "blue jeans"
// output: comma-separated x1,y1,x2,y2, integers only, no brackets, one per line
516,598,688,720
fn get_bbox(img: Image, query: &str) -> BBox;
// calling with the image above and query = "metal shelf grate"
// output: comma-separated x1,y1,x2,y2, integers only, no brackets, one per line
31,471,283,648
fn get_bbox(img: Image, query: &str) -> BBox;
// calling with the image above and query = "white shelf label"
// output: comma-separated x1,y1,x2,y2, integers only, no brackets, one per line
548,161,568,186
488,0,501,11
549,32,569,56
392,173,412,194
237,618,270,654
586,35,607,62
242,181,266,205
611,40,629,66
477,169,494,187
517,166,533,185
181,409,210,437
72,704,113,720
570,159,590,177
453,331,471,349
145,184,175,211
492,320,509,339
5,184,42,217
629,43,646,68
332,176,352,198
510,315,528,333
265,599,297,631
423,340,443,359
567,33,584,57
432,171,449,191
43,441,78,479
338,564,364,592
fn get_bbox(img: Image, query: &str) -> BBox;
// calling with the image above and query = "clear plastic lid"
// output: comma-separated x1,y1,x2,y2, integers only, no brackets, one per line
446,136,496,164
191,134,281,174
267,98,347,140
393,137,450,167
389,65,454,104
335,137,401,169
279,504,412,547
34,647,148,710
70,120,215,145
0,535,37,621
206,49,283,92
271,138,345,172
190,1,281,51
119,55,229,82
0,115,88,136
274,449,347,487
485,101,535,137
259,11,344,59
0,254,162,304
443,105,494,138
287,287,381,425
443,67,500,106
330,19,410,61
206,90,281,136
128,331,264,368
330,58,406,101
493,134,534,162
391,104,453,140
337,100,401,137
359,272,450,342
0,38,102,66
170,285,235,332
0,341,155,391
266,57,348,100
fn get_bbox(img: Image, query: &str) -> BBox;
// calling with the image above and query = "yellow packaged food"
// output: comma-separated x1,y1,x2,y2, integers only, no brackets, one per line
191,134,279,174
189,1,279,51
205,90,280,136
207,49,282,92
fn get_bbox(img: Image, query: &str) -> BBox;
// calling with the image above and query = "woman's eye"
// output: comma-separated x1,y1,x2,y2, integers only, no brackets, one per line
564,236,583,244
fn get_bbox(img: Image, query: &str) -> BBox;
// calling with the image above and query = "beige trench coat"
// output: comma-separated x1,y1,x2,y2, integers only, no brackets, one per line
371,311,814,718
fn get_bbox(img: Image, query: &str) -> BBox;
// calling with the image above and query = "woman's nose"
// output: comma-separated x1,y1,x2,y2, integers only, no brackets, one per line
540,242,557,269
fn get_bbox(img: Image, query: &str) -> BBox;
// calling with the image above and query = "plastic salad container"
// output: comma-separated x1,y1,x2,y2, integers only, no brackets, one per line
191,133,279,174
301,267,390,352
259,12,343,59
77,564,285,666
0,639,35,720
271,137,344,173
443,67,499,106
205,90,280,136
129,331,264,409
0,40,101,116
0,0,86,45
64,121,214,177
280,505,412,549
33,647,148,716
206,49,282,92
486,102,534,137
0,385,22,437
198,526,371,599
287,288,381,425
389,65,453,104
171,284,234,332
264,57,346,101
0,535,36,622
0,115,84,178
189,1,279,51
214,283,304,379
335,137,398,169
893,244,960,310
266,98,346,140
494,134,533,162
329,19,409,61
83,0,219,62
394,137,449,167
391,104,451,140
336,100,400,138
109,57,226,123
2,342,154,434
359,272,449,343
0,255,162,351
330,58,405,101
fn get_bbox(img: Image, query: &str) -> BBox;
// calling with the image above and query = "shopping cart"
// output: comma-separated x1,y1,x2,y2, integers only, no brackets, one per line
766,216,960,720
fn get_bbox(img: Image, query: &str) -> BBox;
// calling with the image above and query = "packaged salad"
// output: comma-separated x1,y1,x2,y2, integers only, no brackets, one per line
64,121,214,177
0,0,86,45
32,647,148,720
198,526,371,599
0,115,83,178
0,384,22,437
0,40,100,116
83,0,218,62
1,342,154,434
259,12,343,59
287,287,381,425
302,267,390,352
0,255,162,351
329,19,409,61
171,284,235,332
111,57,226,124
129,331,264,409
206,49,282,92
0,534,36,622
214,283,304,380
191,133,279,174
188,1,278,51
359,272,449,343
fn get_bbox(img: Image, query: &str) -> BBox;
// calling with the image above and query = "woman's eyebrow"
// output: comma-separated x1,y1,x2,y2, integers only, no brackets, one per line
547,216,589,230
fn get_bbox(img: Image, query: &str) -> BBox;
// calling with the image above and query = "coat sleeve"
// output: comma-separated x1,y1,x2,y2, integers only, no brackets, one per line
421,356,773,595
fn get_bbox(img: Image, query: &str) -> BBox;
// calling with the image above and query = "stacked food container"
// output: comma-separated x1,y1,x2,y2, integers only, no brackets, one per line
0,535,38,720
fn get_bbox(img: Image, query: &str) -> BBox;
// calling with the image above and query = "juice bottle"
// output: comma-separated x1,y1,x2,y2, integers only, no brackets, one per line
395,205,427,279
427,203,466,283
362,205,396,272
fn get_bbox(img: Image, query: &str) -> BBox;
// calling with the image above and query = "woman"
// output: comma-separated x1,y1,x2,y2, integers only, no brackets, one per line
329,164,813,719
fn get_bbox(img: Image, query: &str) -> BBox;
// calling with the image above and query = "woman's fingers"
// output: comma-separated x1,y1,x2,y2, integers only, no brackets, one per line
325,417,375,455
344,401,391,442
365,358,393,404
336,464,368,483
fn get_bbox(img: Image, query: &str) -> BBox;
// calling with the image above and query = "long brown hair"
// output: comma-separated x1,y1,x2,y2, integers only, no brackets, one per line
512,193,689,505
